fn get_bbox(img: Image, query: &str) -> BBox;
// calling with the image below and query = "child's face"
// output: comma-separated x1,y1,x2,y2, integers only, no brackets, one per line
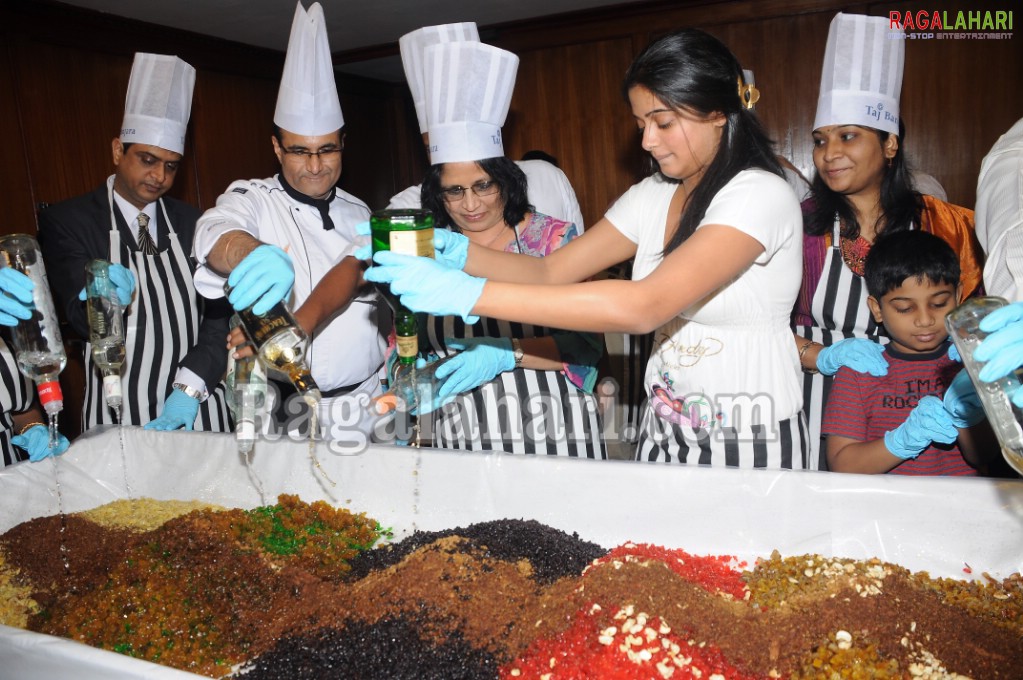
867,277,961,354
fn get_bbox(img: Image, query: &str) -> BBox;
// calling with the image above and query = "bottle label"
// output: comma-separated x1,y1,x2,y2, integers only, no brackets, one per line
396,333,418,359
390,229,435,257
103,375,123,400
37,380,63,406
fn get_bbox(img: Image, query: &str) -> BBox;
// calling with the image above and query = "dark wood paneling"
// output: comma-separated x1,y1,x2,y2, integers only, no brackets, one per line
0,41,35,234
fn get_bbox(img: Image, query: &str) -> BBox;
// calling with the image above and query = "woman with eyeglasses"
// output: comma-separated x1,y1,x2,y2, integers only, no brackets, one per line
408,155,605,458
369,29,808,468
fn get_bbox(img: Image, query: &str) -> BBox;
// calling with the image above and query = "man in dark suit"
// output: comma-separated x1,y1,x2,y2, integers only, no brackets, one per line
37,53,231,432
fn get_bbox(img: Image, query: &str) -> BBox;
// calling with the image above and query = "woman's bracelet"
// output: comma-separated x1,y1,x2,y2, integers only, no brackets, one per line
18,421,46,436
798,339,820,374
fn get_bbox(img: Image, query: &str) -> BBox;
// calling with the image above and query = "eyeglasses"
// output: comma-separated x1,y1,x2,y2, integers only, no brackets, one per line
440,180,500,203
281,146,342,162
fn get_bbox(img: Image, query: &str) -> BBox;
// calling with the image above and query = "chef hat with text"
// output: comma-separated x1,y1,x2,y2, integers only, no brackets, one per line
120,53,195,155
274,1,344,136
814,13,904,135
424,41,519,164
400,22,480,133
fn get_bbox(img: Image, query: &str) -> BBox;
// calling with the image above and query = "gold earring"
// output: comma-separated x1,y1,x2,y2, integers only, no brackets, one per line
737,76,760,110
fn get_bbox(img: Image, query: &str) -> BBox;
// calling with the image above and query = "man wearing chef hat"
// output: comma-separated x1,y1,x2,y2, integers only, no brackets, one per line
193,1,386,446
386,22,586,232
38,52,233,434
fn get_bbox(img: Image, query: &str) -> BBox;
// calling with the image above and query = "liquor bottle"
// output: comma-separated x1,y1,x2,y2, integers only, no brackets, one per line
370,209,435,374
0,234,66,419
225,348,266,454
84,259,126,410
945,296,1023,475
227,284,320,399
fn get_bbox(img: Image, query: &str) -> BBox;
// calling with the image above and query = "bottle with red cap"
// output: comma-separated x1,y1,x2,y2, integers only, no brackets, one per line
0,234,66,428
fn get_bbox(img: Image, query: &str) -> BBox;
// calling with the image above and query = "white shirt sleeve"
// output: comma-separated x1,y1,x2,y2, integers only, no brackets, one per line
977,118,1023,301
699,170,800,264
192,180,268,299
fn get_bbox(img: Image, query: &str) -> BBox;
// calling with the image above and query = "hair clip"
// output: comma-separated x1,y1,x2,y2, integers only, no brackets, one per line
737,77,760,110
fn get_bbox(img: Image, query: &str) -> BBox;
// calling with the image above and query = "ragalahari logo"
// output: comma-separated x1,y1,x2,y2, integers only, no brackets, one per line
888,9,1013,40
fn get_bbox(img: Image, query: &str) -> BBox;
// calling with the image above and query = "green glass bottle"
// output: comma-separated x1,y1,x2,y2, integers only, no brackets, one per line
370,209,434,371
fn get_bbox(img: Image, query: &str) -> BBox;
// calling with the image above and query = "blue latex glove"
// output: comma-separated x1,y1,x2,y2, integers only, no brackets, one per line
227,245,294,315
12,424,70,462
943,369,985,428
434,337,516,399
432,229,469,270
0,268,34,326
77,263,136,307
816,338,888,377
354,221,372,260
883,395,959,460
354,223,469,271
144,389,200,431
975,302,1023,387
365,251,484,324
948,343,961,363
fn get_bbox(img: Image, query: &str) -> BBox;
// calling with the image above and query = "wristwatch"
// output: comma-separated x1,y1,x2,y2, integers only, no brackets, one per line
511,338,524,368
172,382,205,401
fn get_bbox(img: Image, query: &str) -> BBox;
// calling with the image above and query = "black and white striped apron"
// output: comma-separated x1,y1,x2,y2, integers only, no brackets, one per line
634,409,808,469
1,338,32,466
795,218,885,469
422,314,606,458
82,187,230,430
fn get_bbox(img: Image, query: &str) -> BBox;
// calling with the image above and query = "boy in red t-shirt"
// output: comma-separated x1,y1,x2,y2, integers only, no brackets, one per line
824,231,990,475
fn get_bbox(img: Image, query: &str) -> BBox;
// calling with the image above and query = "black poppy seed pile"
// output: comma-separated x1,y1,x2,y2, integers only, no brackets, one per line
343,518,605,585
240,615,499,680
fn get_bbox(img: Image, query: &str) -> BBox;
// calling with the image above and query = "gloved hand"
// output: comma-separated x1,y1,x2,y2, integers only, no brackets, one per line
434,337,516,399
0,268,34,326
77,263,136,307
365,251,484,324
883,395,960,460
948,343,961,363
144,389,200,431
943,369,985,428
354,223,469,270
12,424,70,462
975,302,1023,389
816,338,888,377
226,245,294,315
354,221,373,260
432,229,469,270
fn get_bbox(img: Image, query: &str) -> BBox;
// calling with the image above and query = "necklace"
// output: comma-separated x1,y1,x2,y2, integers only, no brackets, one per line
839,234,872,277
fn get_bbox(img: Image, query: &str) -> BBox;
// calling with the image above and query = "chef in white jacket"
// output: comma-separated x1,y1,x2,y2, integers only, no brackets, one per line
192,1,387,447
386,22,586,231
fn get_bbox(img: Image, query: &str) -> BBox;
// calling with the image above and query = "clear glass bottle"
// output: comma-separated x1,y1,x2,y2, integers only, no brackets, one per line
373,355,455,415
85,259,126,410
945,296,1023,475
226,284,320,400
0,234,66,419
225,349,266,454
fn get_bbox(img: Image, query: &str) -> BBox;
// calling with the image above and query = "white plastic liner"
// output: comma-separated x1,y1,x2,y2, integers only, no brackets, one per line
2,426,1022,679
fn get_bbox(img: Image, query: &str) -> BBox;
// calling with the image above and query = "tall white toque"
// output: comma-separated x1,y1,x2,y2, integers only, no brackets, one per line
424,41,519,165
814,12,905,135
274,1,344,136
400,23,480,134
120,53,195,155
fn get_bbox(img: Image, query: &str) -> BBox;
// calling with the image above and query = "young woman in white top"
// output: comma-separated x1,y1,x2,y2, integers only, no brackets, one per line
368,29,809,468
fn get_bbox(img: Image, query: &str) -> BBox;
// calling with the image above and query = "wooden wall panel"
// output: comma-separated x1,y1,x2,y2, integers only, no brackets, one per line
0,43,35,234
189,69,280,206
506,38,640,226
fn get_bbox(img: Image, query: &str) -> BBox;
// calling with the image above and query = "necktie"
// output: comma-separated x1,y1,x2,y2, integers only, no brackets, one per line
136,213,158,255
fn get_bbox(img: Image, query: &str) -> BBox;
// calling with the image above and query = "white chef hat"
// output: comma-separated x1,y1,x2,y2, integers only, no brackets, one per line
814,13,905,136
400,23,480,133
424,41,519,165
119,53,195,155
274,1,344,136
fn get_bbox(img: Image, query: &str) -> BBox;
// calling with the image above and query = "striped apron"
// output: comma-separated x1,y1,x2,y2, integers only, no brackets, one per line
1,338,32,466
82,186,230,430
795,218,885,469
422,314,606,458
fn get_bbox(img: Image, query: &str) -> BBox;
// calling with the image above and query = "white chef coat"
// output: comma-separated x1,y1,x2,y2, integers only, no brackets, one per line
976,118,1023,301
193,176,388,436
386,159,586,231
